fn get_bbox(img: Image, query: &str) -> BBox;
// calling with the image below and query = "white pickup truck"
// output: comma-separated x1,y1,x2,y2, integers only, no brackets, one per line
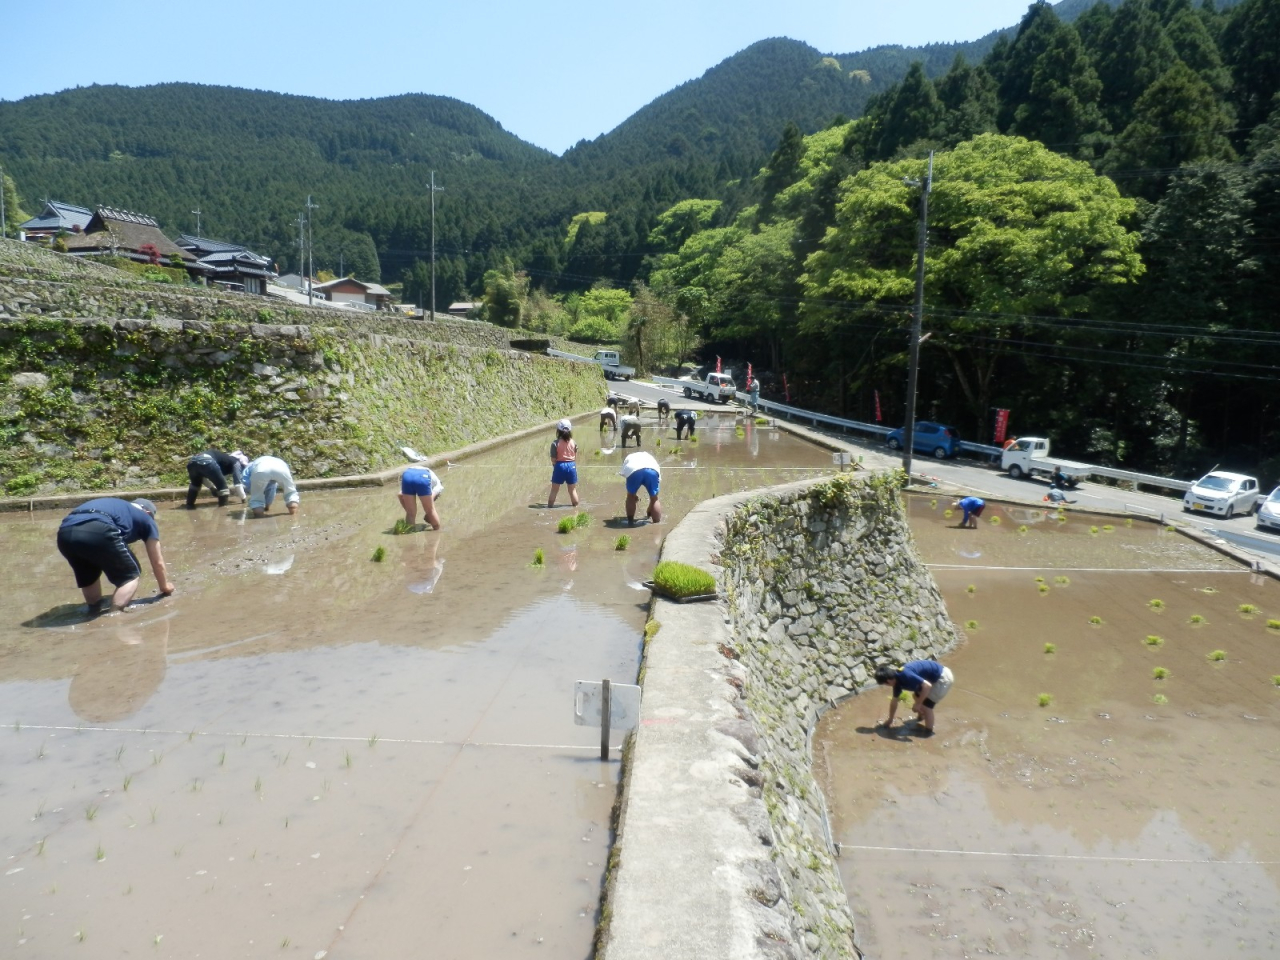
546,348,636,380
1000,437,1092,486
680,372,737,404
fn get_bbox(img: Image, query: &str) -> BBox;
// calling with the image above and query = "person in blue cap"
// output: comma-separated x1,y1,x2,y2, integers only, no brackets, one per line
56,497,175,614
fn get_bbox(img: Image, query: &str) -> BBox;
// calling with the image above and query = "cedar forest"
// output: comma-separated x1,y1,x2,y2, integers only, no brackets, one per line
1,0,1277,478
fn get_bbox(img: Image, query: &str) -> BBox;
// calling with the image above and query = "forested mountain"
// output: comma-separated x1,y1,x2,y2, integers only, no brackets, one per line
0,0,1276,477
638,0,1280,480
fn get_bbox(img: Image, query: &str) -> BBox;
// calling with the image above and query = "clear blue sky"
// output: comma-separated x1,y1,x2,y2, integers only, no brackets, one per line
5,1,1035,154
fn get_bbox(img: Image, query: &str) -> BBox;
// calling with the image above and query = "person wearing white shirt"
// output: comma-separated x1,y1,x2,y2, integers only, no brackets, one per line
619,451,662,526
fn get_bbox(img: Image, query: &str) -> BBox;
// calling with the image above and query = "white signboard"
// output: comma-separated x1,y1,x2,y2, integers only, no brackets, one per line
574,681,642,730
832,451,856,468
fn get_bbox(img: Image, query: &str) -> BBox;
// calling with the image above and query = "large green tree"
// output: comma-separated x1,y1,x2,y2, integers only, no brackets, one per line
801,134,1144,427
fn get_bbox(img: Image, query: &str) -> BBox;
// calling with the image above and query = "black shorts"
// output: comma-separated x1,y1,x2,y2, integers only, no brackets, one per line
56,520,141,588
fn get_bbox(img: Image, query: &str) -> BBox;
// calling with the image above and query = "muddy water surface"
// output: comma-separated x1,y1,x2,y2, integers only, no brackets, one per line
0,415,829,959
816,498,1280,959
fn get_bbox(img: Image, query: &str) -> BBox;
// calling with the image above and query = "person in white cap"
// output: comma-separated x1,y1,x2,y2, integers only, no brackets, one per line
547,418,580,508
184,448,249,508
55,497,174,614
242,455,301,518
619,451,662,525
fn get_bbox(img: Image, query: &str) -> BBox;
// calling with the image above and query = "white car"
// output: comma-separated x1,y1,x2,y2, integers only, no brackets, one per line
1256,486,1280,533
1182,471,1260,518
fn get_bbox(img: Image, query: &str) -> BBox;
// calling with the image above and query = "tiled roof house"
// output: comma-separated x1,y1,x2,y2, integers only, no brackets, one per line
19,200,94,239
177,234,277,295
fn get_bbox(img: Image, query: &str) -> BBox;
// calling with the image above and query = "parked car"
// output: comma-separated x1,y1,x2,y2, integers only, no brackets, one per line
1182,471,1260,517
886,422,961,459
1255,486,1280,533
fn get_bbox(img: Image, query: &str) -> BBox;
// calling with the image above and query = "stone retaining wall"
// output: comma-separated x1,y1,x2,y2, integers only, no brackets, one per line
0,315,604,496
600,473,957,960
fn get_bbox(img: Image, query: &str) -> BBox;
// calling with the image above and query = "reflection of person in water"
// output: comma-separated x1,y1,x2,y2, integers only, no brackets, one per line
875,659,954,734
68,616,169,722
406,531,445,595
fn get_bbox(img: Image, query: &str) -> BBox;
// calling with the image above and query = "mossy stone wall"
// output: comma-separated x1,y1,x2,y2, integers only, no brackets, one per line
0,316,604,496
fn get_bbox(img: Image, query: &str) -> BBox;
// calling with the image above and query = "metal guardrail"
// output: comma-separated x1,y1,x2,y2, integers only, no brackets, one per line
642,379,1194,495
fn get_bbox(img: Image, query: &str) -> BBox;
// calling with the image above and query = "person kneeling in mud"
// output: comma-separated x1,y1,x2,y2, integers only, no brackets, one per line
399,466,443,530
243,455,301,518
875,659,954,734
619,414,642,448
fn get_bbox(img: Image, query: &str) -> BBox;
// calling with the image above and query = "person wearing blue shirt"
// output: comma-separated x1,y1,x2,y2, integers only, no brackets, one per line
56,497,175,614
953,496,985,528
874,659,954,734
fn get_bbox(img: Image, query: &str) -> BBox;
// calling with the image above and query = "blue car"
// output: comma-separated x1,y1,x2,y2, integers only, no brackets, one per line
886,421,961,459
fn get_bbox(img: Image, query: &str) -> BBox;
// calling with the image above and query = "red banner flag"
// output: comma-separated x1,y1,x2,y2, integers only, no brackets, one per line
994,408,1011,445
746,362,753,388
716,355,722,373
874,390,882,422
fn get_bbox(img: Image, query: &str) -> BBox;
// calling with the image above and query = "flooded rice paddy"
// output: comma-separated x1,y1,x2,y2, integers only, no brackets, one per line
0,414,832,960
816,497,1280,959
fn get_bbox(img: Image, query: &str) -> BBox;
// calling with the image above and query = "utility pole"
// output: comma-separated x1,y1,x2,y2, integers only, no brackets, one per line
294,214,306,283
305,195,319,306
900,150,933,481
0,166,7,241
429,171,444,319
191,208,202,236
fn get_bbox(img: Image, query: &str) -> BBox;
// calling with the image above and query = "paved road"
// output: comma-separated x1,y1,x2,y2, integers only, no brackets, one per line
612,378,1280,560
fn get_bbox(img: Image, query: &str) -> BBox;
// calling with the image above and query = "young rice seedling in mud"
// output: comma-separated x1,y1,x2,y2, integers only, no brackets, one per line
95,844,105,862
85,804,98,821
557,516,575,533
965,584,975,594
368,734,379,748
943,509,953,518
1153,667,1170,680
1054,576,1071,585
1152,694,1169,705
1188,614,1207,625
1125,518,1134,527
1089,526,1099,535
122,775,132,792
1268,620,1280,631
530,548,545,567
1238,604,1258,616
1044,643,1056,654
614,535,630,551
1145,635,1164,647
1089,616,1103,625
1035,576,1045,583
1038,584,1050,595
1038,693,1053,707
1207,649,1227,662
1018,525,1029,534
1148,599,1165,610
1102,524,1115,532
965,620,979,631
371,545,386,563
1272,675,1280,687
989,516,1001,525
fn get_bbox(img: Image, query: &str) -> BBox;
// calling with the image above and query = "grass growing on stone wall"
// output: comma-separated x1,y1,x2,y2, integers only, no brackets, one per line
651,560,717,599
